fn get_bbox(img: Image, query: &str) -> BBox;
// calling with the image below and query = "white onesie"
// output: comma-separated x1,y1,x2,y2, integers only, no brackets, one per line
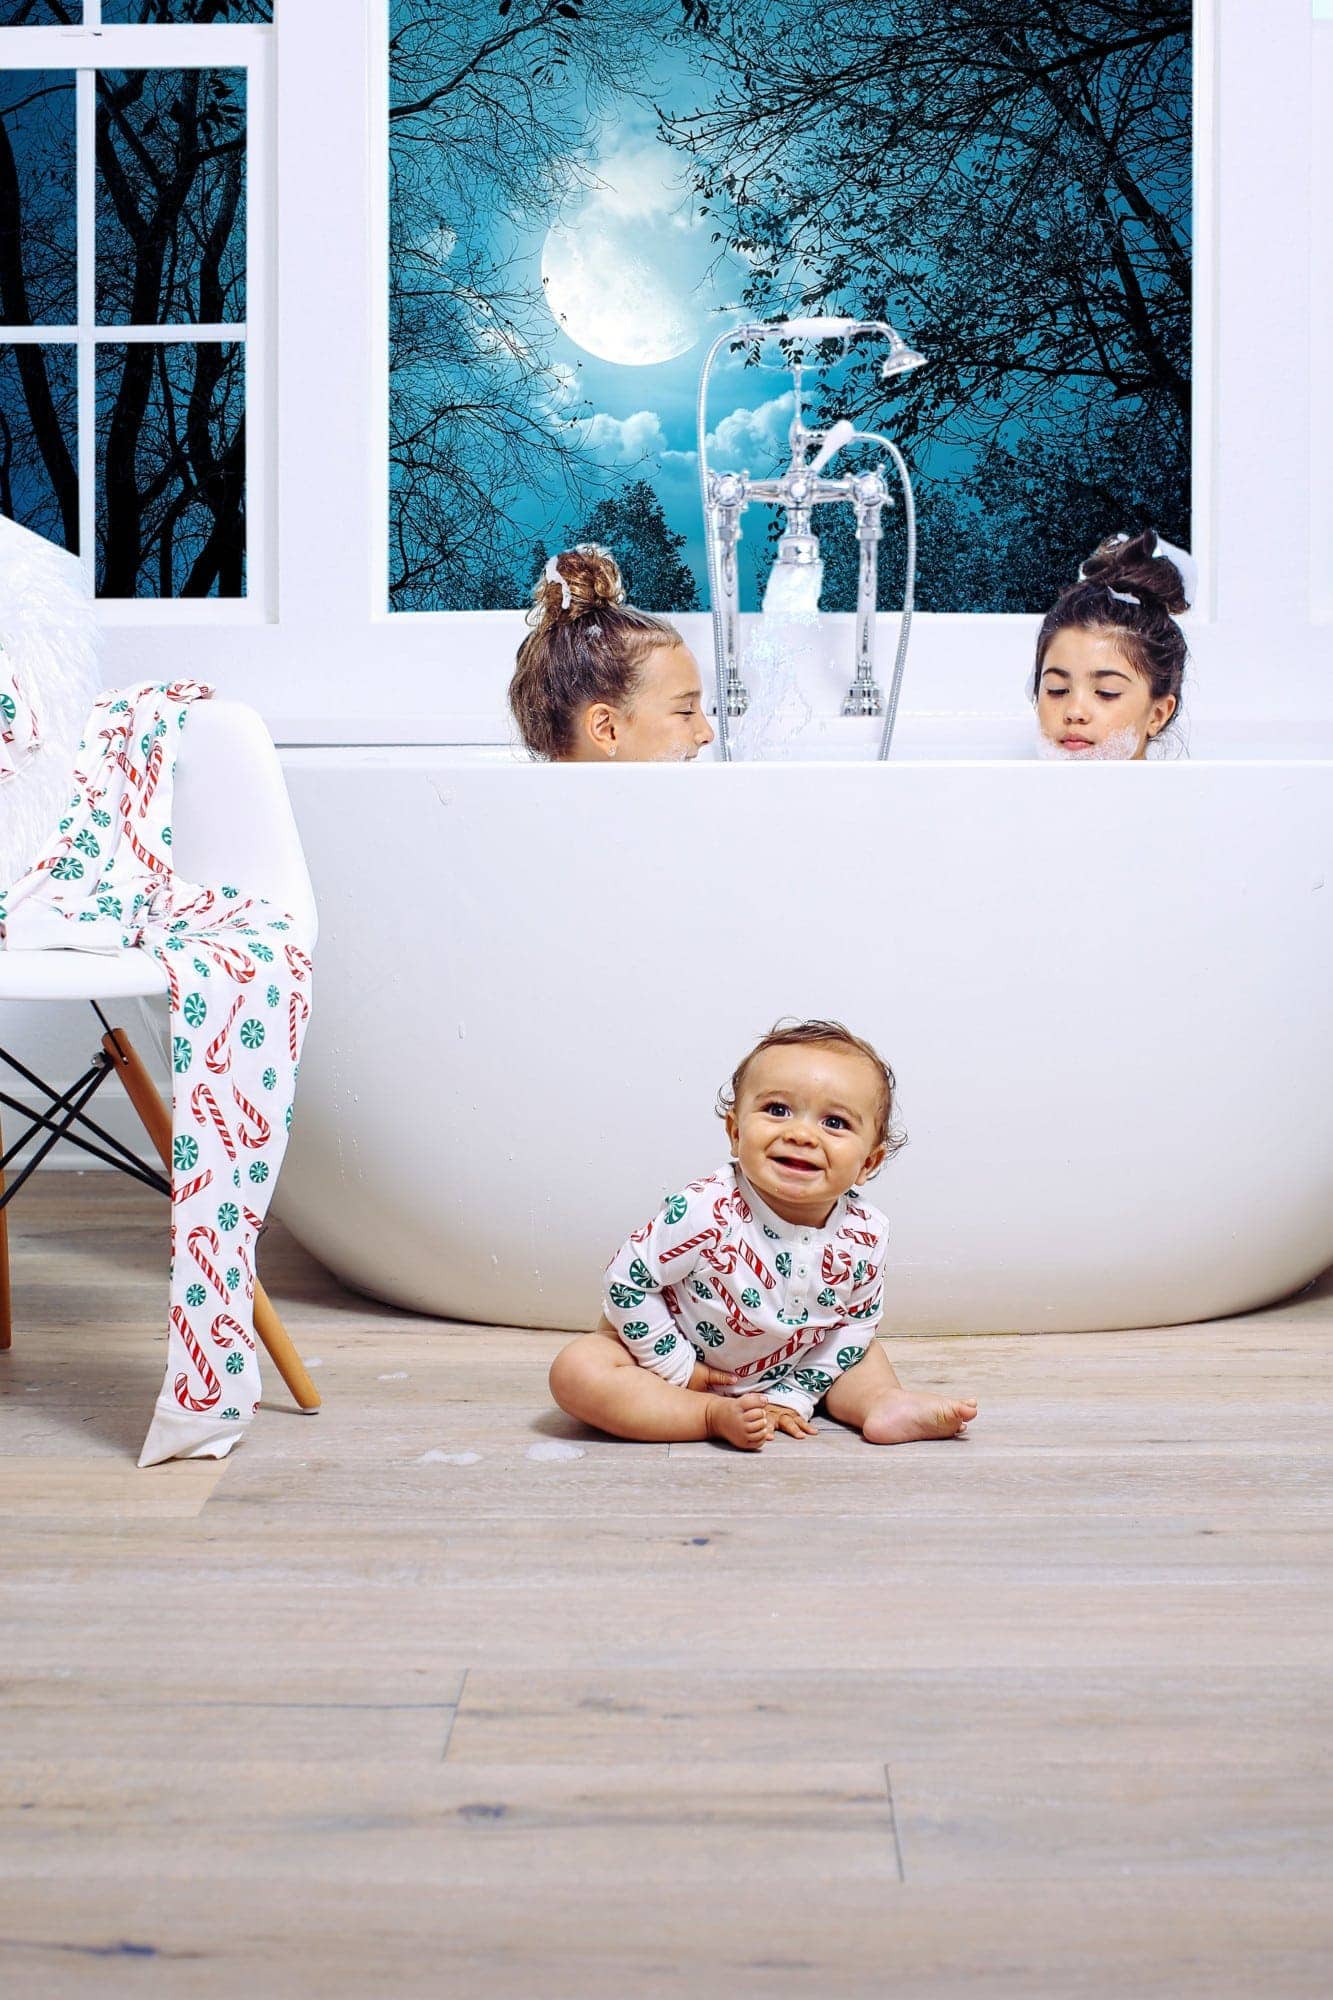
602,1163,889,1421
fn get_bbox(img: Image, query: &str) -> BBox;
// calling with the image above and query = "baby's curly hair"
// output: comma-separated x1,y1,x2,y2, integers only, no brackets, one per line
508,544,683,760
717,1018,907,1166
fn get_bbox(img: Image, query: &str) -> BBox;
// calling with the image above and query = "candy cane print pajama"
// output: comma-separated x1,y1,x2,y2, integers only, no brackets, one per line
602,1164,889,1421
0,681,313,1467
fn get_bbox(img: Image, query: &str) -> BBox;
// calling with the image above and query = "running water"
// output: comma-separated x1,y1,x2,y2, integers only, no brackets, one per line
731,559,821,760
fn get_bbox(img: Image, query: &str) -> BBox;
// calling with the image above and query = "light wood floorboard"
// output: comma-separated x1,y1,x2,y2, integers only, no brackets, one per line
1,1171,1331,1997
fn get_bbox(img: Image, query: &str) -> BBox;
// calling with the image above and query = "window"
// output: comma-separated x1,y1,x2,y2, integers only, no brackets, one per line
386,3,1192,618
0,0,270,612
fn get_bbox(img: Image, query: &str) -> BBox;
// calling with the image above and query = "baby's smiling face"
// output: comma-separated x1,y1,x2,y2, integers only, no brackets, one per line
725,1043,888,1226
1036,625,1176,760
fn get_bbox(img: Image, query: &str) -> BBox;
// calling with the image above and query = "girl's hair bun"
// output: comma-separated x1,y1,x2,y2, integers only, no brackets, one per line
528,543,626,631
1078,528,1190,615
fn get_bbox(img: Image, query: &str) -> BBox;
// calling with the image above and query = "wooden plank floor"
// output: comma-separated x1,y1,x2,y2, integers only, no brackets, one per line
2,1172,1331,1999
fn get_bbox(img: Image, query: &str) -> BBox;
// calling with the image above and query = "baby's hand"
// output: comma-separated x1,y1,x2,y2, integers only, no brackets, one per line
688,1361,739,1393
764,1402,818,1440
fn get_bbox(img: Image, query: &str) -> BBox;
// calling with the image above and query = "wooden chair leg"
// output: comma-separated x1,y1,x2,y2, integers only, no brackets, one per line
101,1026,320,1412
0,1106,11,1351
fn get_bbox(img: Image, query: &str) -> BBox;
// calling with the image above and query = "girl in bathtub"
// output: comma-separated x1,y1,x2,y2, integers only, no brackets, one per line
1033,530,1194,760
548,1019,978,1451
509,544,715,762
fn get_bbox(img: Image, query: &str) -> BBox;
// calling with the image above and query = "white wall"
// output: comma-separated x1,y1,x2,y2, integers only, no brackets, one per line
5,0,1332,1163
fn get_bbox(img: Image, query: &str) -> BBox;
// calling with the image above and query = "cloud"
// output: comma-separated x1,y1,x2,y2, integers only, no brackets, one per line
545,361,581,408
704,390,795,467
584,138,698,226
572,409,670,461
418,223,457,265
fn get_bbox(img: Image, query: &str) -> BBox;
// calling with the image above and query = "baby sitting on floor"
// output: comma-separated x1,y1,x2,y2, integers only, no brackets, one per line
549,1019,978,1450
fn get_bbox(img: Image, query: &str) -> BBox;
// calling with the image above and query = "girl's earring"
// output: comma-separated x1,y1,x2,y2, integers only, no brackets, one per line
608,743,617,759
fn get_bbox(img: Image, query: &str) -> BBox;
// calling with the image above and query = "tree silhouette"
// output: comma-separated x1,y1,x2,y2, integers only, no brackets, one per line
100,4,272,22
0,72,77,547
564,478,701,610
388,0,679,611
0,59,248,592
663,0,1192,611
95,67,247,594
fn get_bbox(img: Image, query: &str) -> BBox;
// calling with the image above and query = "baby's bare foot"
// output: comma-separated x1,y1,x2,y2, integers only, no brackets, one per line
705,1391,768,1451
862,1389,977,1445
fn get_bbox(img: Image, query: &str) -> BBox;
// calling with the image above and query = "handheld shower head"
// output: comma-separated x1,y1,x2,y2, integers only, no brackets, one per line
880,336,927,380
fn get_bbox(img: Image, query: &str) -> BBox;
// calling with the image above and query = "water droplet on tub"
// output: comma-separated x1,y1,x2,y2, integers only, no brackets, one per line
526,1441,584,1463
458,1023,466,1039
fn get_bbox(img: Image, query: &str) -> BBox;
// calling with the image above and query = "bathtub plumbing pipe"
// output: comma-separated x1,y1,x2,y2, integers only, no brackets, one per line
696,326,747,761
851,431,917,762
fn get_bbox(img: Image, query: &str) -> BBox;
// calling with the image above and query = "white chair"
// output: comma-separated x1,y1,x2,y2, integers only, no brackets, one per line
0,699,320,1412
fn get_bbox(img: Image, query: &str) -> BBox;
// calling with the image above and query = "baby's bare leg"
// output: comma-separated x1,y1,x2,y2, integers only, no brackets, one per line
549,1320,768,1449
823,1336,978,1444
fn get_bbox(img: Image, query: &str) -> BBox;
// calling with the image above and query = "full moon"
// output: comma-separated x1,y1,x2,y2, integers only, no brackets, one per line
541,216,703,366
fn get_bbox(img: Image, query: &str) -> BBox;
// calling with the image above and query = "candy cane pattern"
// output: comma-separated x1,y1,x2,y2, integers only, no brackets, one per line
838,1225,878,1248
822,1241,854,1286
232,1085,270,1150
170,1304,222,1412
707,1279,766,1341
734,1237,775,1288
119,811,170,879
186,1224,230,1303
4,687,300,1459
210,1311,255,1353
190,1082,237,1161
136,734,164,818
730,1325,831,1381
660,1225,721,1267
205,991,246,1074
289,988,310,1061
170,1168,213,1205
208,942,256,985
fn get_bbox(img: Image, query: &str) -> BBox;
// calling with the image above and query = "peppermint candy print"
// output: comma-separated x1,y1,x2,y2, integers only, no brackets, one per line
793,1367,834,1397
0,681,313,1468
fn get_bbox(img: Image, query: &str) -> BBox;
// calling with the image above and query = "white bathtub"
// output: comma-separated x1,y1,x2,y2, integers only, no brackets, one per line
275,736,1333,1334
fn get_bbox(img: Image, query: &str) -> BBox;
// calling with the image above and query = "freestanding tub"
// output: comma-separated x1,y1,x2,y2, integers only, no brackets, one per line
275,743,1333,1334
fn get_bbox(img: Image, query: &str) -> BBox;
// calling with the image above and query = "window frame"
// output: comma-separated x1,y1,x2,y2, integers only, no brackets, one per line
0,8,271,618
9,2,1331,744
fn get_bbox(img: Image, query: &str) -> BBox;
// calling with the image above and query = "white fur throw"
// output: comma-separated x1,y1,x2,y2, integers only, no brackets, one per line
0,515,99,885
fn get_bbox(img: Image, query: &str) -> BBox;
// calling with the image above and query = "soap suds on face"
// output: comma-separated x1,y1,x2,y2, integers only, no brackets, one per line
525,1440,585,1462
418,1448,481,1465
1035,722,1141,762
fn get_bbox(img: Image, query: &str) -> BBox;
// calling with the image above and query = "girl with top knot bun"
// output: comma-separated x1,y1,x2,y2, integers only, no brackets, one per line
1032,529,1195,760
508,543,715,763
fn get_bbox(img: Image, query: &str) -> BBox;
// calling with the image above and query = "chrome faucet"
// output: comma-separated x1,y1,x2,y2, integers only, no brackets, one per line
696,318,925,761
